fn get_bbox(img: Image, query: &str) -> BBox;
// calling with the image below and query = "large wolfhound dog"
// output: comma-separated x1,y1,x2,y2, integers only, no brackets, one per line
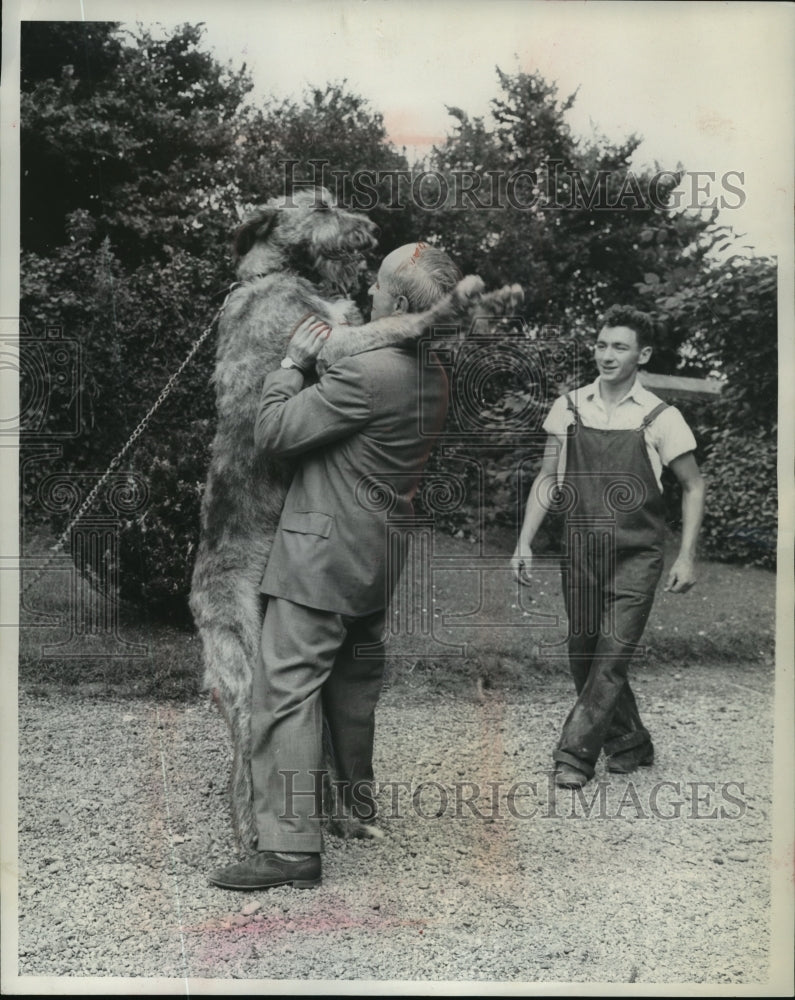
190,187,519,852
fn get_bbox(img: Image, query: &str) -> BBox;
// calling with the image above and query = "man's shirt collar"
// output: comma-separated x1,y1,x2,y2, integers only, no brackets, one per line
586,374,650,411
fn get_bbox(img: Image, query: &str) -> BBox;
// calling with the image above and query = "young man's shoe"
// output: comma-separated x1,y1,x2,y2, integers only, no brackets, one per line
606,743,654,774
208,851,321,890
554,763,590,788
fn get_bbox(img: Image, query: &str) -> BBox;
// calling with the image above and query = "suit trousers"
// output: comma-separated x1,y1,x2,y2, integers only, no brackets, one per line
251,596,386,852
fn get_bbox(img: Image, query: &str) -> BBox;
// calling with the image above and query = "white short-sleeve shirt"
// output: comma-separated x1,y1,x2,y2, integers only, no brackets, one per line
542,376,697,491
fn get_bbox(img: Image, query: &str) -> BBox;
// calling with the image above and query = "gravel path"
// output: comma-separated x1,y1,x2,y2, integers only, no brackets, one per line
15,661,778,988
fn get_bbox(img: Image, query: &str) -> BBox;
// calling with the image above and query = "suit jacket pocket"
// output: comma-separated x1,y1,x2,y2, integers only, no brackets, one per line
281,511,334,538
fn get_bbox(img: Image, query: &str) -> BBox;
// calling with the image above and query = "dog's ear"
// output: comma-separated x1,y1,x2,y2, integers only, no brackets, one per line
232,209,279,263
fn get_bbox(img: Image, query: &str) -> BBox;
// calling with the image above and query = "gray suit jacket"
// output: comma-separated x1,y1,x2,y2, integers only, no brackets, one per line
255,346,449,615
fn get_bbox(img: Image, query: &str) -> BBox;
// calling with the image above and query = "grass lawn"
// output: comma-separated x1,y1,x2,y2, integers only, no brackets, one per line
17,526,776,701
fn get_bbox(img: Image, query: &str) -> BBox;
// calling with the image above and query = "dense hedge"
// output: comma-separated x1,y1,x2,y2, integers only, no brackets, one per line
699,428,777,569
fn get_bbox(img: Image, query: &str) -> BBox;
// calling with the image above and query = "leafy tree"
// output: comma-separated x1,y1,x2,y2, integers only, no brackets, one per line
425,70,710,363
640,248,777,568
639,244,777,433
21,22,252,265
19,22,415,616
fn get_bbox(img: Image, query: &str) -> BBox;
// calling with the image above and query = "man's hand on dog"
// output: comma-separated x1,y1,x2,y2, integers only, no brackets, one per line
287,314,332,370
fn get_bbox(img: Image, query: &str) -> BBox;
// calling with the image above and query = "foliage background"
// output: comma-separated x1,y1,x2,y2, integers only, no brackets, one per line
19,22,778,620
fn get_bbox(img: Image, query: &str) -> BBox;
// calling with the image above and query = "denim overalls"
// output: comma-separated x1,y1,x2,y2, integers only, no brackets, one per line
552,394,670,778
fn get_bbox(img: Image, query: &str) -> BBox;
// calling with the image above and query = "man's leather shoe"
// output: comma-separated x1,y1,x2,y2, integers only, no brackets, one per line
208,851,321,890
607,743,654,774
555,763,589,788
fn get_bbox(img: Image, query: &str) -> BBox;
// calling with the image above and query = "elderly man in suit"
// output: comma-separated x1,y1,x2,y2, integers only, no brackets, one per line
209,243,458,890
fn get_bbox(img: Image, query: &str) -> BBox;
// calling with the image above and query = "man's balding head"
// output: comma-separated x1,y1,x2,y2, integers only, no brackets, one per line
369,242,462,319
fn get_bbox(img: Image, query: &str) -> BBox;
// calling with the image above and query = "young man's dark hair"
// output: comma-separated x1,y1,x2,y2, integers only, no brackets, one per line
600,304,656,350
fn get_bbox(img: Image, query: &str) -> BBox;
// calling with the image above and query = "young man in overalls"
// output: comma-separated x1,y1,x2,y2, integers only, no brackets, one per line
512,306,705,788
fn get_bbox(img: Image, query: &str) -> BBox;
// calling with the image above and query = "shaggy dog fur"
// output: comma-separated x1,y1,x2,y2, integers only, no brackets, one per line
190,187,520,852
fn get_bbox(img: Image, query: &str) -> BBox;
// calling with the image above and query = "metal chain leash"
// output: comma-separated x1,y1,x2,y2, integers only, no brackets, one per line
21,286,239,597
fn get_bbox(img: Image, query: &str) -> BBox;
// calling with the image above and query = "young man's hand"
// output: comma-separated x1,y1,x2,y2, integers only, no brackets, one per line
286,314,331,371
511,539,533,585
664,555,697,593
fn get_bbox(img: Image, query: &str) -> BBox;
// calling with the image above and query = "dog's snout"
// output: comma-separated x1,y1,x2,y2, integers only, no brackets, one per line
349,225,378,250
360,220,380,248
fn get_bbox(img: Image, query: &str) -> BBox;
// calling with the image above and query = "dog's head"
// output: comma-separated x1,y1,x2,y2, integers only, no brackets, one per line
232,187,379,295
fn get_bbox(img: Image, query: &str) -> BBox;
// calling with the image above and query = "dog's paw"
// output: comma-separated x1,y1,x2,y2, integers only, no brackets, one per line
326,816,385,841
477,282,525,317
452,274,486,308
426,275,485,326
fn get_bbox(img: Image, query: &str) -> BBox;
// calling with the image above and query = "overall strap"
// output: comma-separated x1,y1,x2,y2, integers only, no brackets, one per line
638,401,669,431
565,393,581,423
